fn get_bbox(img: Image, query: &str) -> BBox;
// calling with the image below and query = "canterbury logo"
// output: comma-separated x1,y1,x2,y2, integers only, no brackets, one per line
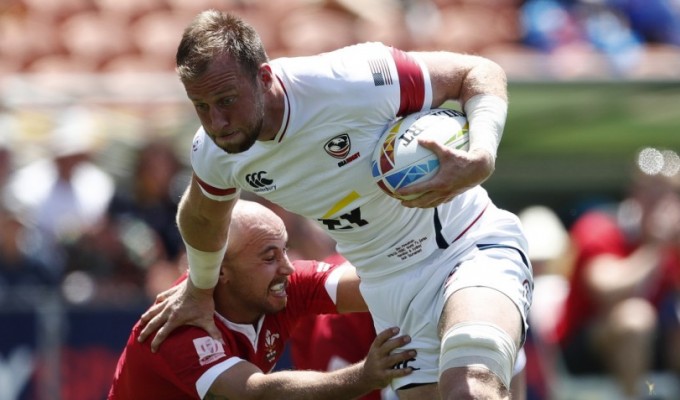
392,357,420,371
246,171,274,188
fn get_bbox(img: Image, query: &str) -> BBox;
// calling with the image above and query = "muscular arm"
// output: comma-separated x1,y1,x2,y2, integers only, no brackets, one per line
397,51,508,206
178,174,235,287
415,51,507,106
179,174,235,253
206,328,413,400
138,175,236,351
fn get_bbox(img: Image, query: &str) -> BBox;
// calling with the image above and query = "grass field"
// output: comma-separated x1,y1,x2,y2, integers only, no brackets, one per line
485,81,680,220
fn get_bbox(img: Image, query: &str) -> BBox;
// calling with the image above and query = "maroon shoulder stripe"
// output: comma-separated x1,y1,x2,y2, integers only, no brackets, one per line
195,174,237,197
390,47,425,117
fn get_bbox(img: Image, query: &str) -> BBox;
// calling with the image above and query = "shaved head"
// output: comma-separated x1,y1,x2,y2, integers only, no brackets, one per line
224,200,287,259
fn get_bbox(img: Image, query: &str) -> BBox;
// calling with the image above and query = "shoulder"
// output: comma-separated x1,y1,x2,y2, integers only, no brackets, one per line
571,209,628,254
290,259,328,278
571,210,619,238
287,259,342,296
271,42,395,83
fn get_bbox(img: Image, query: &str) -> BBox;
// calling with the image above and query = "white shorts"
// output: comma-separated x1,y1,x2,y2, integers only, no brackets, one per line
359,204,533,390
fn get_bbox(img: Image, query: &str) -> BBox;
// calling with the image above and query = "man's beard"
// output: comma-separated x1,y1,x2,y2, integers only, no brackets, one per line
218,118,263,154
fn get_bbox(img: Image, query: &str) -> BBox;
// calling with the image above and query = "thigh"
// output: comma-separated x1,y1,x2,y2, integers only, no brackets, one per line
436,246,531,397
439,245,532,343
360,250,454,390
439,286,523,349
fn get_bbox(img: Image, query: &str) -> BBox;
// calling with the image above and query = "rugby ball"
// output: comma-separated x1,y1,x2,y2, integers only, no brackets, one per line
371,108,469,200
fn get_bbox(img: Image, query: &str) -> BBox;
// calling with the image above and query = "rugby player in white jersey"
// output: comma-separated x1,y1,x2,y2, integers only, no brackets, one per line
139,9,533,400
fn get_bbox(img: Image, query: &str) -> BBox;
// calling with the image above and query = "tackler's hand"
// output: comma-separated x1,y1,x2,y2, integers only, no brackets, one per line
137,278,221,352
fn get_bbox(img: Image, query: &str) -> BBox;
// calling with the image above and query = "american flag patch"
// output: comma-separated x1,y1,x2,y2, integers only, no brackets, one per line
369,58,393,86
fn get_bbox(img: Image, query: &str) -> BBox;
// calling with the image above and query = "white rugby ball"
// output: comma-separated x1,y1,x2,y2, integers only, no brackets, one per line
371,108,469,200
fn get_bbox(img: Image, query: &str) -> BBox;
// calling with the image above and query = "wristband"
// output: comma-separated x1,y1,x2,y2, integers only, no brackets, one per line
463,94,508,161
185,240,228,289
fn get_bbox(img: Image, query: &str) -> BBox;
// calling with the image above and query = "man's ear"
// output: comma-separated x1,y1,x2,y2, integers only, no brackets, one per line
218,263,230,283
259,64,273,91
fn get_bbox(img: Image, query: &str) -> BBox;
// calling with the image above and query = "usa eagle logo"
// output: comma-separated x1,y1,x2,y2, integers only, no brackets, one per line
324,134,351,159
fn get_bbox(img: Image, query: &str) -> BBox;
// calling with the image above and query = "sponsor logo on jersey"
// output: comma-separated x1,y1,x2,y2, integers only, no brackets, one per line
193,336,226,366
337,152,360,167
392,356,420,371
245,171,276,193
319,192,369,231
264,330,280,363
318,207,368,231
368,58,393,86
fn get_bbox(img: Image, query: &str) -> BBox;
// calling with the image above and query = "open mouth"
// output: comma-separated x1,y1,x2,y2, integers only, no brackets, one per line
269,281,286,297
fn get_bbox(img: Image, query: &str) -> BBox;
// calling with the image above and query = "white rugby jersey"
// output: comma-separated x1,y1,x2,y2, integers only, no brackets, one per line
191,42,491,278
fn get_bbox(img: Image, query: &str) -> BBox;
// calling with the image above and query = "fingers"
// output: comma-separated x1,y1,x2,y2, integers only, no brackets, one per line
137,304,170,345
417,138,446,156
372,327,413,351
372,327,416,370
372,327,401,346
140,298,166,325
154,285,180,304
150,321,175,353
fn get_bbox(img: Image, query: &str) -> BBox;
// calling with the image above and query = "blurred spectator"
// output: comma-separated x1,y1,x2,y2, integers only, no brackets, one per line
519,204,571,278
60,212,166,306
0,203,57,306
614,0,680,46
0,143,11,192
5,106,115,280
553,147,680,399
519,0,643,74
62,139,187,306
519,204,571,400
107,139,185,261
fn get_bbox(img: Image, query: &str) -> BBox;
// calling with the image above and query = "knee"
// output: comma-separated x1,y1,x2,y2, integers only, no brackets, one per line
610,298,657,337
440,366,510,400
439,321,517,393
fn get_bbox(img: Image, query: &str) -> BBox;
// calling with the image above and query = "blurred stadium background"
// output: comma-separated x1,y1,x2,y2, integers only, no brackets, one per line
1,0,679,399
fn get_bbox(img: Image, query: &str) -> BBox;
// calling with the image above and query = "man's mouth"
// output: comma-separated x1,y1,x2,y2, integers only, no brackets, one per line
269,282,286,297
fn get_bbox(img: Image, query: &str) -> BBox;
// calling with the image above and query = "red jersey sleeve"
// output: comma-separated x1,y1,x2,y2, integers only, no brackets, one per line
109,322,237,400
286,260,342,321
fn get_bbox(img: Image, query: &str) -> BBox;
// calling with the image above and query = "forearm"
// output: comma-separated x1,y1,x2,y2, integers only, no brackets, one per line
587,243,664,306
177,196,230,252
177,177,233,288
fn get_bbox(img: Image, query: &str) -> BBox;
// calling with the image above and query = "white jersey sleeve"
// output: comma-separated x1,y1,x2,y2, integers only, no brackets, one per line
190,129,240,201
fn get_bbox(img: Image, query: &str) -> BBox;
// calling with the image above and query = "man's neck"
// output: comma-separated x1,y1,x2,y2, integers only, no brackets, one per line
260,75,286,141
